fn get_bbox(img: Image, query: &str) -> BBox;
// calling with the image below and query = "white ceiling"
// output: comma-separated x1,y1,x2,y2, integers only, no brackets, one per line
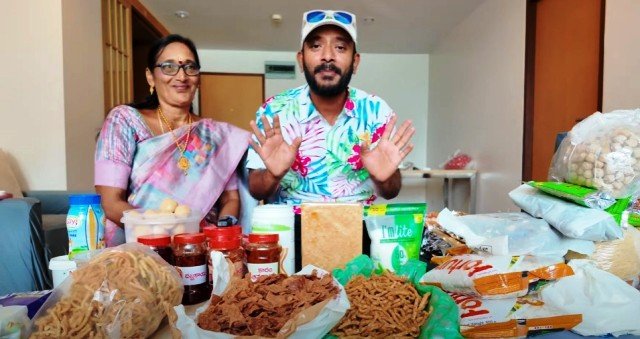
140,0,486,54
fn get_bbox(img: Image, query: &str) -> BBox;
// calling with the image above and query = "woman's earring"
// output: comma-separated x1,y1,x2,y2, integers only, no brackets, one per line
149,86,154,95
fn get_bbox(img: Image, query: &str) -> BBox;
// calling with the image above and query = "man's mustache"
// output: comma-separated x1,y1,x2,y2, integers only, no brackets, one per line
314,63,342,75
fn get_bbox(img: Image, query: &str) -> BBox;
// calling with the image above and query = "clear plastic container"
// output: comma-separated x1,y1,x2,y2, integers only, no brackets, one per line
121,208,201,243
204,226,245,287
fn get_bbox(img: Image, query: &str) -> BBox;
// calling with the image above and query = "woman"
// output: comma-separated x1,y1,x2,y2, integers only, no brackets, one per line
95,34,250,246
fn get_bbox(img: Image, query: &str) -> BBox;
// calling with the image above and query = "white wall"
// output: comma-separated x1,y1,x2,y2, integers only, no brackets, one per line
62,0,105,190
197,50,429,168
427,0,526,213
0,1,67,190
603,0,640,112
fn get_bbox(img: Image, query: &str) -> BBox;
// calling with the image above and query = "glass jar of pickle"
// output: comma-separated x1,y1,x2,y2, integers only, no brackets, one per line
173,233,211,305
246,233,281,281
137,234,174,265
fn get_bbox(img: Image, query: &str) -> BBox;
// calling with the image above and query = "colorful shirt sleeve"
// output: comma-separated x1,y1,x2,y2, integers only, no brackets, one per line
94,106,137,189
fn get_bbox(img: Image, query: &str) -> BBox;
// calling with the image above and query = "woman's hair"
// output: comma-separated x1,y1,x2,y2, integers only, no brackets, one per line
128,34,201,111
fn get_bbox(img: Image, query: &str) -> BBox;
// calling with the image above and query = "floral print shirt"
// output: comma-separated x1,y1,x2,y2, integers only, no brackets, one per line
246,85,394,206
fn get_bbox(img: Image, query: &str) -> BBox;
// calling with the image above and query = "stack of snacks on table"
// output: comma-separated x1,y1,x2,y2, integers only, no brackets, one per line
122,198,200,242
31,243,182,338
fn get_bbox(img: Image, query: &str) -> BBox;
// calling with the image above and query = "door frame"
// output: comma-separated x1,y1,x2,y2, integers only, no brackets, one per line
521,0,606,181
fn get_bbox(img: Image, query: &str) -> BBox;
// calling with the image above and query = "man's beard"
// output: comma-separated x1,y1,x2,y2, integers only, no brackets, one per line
303,61,354,98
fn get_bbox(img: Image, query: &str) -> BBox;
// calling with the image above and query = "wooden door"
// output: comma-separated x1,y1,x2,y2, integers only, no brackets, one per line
199,73,265,131
523,0,605,181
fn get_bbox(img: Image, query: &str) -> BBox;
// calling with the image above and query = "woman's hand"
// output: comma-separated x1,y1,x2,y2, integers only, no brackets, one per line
95,185,135,227
249,115,301,179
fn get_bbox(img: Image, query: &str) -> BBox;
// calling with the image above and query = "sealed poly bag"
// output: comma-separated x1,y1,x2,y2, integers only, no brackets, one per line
364,203,426,272
451,293,581,338
510,184,623,241
549,109,640,198
528,181,616,209
419,254,572,299
0,306,30,339
539,259,640,336
175,264,349,338
437,208,594,257
30,243,183,338
331,255,462,339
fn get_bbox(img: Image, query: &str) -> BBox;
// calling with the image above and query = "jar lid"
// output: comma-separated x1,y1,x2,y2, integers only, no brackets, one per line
209,237,241,250
203,225,241,238
173,232,206,244
69,194,101,205
248,233,279,244
137,234,171,247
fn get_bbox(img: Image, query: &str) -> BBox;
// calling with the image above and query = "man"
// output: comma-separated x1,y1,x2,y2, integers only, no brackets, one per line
246,9,415,206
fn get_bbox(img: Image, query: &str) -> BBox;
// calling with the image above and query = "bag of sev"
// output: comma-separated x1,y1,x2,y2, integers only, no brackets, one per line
329,255,463,339
30,243,183,338
450,293,582,337
419,254,574,299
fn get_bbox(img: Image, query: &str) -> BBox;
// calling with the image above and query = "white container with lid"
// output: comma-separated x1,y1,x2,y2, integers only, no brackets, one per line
251,204,295,275
121,208,201,243
49,255,77,288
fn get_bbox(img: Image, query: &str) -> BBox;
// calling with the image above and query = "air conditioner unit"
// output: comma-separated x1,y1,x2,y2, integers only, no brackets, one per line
265,61,296,79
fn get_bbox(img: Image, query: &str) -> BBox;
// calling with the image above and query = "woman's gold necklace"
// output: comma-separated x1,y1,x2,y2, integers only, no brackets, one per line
157,107,192,175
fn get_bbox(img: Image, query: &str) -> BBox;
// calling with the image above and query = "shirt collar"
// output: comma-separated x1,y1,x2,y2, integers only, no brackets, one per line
298,85,357,123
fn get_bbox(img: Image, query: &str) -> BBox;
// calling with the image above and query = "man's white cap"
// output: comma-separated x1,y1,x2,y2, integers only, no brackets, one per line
300,10,357,47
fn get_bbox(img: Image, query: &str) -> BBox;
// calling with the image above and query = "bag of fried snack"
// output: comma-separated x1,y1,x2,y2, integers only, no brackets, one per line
330,254,463,339
566,226,640,287
174,252,349,339
450,293,581,337
419,254,573,299
30,243,183,338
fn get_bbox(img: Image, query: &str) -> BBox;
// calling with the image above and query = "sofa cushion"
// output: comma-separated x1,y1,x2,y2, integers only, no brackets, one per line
42,214,69,258
0,149,23,198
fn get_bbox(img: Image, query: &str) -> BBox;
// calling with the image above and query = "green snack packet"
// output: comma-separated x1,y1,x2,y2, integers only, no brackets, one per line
364,203,427,272
528,181,616,209
329,255,462,339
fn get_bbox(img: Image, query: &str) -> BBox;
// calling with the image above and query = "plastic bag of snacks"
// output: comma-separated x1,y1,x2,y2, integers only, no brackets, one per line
30,243,183,338
437,208,594,257
174,264,349,338
441,150,475,170
0,305,30,338
549,109,640,198
509,184,623,241
527,181,616,209
364,203,426,272
566,226,640,287
419,254,573,299
330,255,463,339
451,293,581,337
540,260,640,336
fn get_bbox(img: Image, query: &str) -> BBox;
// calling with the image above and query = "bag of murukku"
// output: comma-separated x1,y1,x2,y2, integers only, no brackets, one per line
329,255,462,339
30,243,183,338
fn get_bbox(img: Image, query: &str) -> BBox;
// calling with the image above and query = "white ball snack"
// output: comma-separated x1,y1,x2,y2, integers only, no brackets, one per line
159,198,179,213
174,204,191,217
565,128,640,197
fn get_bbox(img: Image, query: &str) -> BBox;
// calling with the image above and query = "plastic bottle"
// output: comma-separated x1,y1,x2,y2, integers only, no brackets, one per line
66,194,106,258
173,233,211,305
246,233,281,281
251,205,294,275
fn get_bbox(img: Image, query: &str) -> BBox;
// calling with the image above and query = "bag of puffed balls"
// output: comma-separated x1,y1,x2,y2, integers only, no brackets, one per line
549,109,640,198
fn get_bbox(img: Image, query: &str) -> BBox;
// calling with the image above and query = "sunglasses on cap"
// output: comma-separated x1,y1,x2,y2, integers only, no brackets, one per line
304,10,354,25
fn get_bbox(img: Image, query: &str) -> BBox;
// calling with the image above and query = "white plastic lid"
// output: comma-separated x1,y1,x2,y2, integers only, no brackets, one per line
49,255,77,271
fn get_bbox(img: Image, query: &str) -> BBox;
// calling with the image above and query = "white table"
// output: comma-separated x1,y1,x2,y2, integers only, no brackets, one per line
401,169,478,213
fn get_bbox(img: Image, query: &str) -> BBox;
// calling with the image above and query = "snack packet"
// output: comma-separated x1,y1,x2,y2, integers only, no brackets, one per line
527,181,616,209
364,203,426,272
451,293,582,338
419,254,573,299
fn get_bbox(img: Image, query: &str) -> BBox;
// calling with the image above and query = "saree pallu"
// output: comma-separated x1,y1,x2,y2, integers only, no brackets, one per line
101,119,249,246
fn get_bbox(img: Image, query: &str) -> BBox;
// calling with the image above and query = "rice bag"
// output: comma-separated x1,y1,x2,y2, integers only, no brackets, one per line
419,254,573,299
509,184,623,241
539,259,640,336
451,293,582,338
364,203,426,272
436,208,594,257
549,109,640,198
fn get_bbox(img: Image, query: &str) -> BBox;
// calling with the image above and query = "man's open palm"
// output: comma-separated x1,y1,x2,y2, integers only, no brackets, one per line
250,115,301,179
361,114,415,182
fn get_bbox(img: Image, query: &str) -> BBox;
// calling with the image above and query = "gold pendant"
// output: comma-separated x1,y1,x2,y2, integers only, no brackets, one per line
178,156,190,173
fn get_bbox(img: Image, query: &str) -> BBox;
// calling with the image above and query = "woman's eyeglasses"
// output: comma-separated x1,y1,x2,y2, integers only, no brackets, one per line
305,10,354,25
154,62,201,76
